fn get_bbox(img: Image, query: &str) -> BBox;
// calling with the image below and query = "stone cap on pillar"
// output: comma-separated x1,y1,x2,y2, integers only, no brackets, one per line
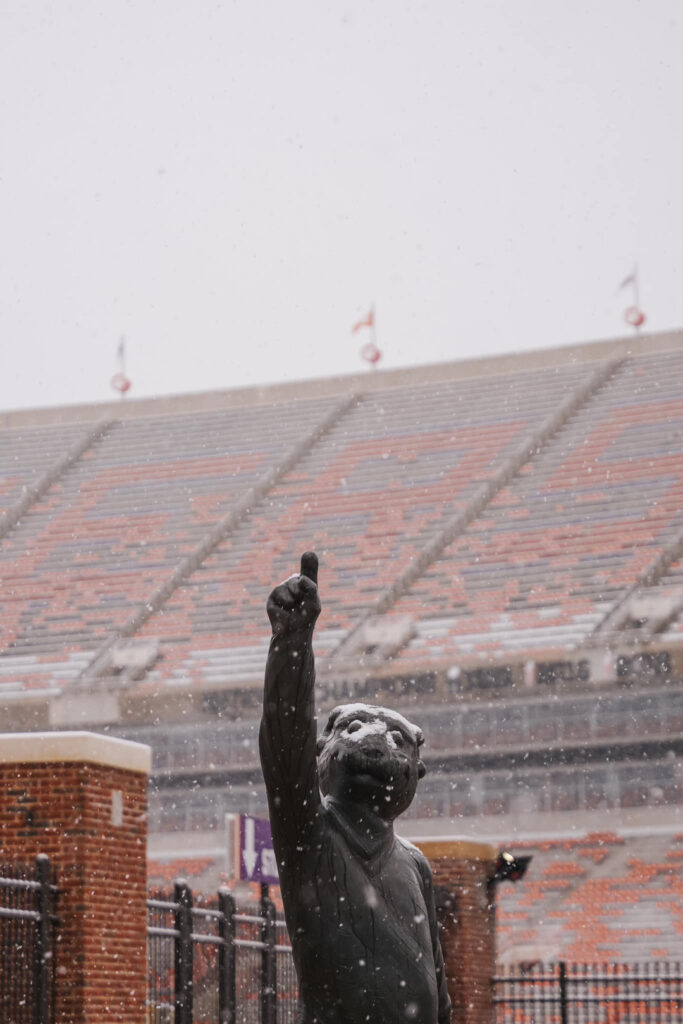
0,730,152,774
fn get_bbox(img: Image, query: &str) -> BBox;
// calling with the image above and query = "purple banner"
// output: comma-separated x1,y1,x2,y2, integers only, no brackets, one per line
239,814,279,884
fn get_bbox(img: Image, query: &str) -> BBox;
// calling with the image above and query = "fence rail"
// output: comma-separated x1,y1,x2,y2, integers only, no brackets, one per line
147,880,297,1024
495,960,683,1023
0,855,58,1024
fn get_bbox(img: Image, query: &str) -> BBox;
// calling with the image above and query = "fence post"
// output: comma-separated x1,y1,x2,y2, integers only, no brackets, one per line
33,854,52,1024
559,960,568,1024
174,879,194,1024
260,884,277,1024
218,887,236,1024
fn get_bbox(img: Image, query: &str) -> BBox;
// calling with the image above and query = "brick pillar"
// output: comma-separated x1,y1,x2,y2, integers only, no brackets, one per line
0,731,151,1024
418,839,498,1024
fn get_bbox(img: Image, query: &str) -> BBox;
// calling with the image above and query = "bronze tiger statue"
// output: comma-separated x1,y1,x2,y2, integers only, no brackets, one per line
260,552,451,1024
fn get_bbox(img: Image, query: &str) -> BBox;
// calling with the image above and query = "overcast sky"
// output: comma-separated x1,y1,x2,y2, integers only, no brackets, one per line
2,0,682,412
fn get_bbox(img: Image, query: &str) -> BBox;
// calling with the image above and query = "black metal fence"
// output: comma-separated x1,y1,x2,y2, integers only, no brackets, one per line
148,888,683,1024
495,961,683,1023
147,880,298,1024
0,855,58,1024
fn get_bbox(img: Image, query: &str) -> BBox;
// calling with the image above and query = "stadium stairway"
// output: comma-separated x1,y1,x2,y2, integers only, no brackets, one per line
591,525,683,642
0,418,116,542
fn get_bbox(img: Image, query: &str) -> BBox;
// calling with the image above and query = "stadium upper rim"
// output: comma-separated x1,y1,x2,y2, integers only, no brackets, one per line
3,327,681,427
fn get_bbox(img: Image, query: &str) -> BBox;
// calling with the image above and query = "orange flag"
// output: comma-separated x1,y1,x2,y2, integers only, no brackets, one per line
352,308,374,333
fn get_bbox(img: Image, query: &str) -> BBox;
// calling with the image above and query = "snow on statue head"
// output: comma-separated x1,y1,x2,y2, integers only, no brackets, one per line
316,702,426,820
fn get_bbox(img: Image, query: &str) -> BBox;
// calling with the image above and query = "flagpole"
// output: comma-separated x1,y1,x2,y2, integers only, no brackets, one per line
353,305,381,369
111,335,132,399
633,267,640,333
119,336,127,400
619,266,645,335
371,306,378,371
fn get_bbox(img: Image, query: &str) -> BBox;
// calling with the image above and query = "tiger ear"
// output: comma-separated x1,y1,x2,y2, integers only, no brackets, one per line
321,707,341,742
417,759,426,780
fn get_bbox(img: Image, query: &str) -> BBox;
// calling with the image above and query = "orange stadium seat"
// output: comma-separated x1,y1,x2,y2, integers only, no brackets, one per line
498,832,683,963
2,346,683,697
390,349,683,665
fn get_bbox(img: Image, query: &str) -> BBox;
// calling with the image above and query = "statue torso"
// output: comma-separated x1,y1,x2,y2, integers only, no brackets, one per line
281,800,440,1024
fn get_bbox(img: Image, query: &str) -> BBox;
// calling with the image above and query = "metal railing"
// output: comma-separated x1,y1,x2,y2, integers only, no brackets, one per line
495,961,683,1023
0,855,58,1024
148,889,683,1024
147,880,297,1024
148,752,683,833
122,685,683,779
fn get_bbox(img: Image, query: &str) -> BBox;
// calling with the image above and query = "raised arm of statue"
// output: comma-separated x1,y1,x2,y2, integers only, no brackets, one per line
259,552,322,874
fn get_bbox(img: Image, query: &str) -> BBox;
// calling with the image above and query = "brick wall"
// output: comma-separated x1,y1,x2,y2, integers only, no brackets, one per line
418,839,498,1024
0,732,150,1024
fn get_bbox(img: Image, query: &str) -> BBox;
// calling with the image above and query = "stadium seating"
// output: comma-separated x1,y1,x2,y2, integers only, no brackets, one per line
133,360,598,687
147,856,218,888
0,421,91,516
0,395,333,683
391,348,683,663
2,342,683,693
497,831,683,962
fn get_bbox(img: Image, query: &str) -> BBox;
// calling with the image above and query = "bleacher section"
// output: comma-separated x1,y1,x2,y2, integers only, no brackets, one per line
0,395,336,686
147,856,219,889
498,831,683,962
130,360,599,690
2,335,682,699
1,351,628,693
390,347,683,664
0,420,93,516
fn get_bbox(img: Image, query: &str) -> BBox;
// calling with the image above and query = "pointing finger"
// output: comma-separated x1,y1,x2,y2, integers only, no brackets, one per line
300,551,318,586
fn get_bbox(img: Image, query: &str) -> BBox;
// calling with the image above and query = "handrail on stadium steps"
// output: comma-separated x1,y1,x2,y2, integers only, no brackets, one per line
0,418,116,543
